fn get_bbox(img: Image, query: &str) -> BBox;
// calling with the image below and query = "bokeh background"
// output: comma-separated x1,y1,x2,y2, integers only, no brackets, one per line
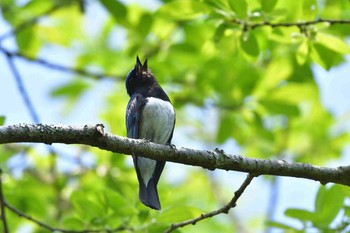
1,0,350,232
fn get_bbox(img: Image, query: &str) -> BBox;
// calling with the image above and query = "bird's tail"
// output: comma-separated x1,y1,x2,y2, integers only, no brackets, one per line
139,178,161,210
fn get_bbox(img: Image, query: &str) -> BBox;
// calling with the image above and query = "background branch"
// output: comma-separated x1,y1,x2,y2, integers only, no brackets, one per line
4,200,130,233
0,47,120,80
233,18,350,30
0,171,9,233
4,52,40,123
1,124,350,186
164,174,255,233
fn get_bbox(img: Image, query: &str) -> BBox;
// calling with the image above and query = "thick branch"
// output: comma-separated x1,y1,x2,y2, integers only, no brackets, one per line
0,124,350,186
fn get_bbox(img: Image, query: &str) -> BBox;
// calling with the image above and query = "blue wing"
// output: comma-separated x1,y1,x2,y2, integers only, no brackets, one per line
126,94,144,139
126,94,164,210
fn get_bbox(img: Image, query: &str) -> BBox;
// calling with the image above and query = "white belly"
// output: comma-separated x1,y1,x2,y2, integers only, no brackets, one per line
138,97,175,184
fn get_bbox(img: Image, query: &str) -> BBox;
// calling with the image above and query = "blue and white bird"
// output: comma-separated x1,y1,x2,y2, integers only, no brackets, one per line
125,56,175,210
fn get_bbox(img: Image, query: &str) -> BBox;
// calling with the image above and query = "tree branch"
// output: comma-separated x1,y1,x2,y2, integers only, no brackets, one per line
0,171,9,233
4,52,41,123
0,47,120,80
3,199,131,233
164,174,255,233
233,18,350,30
1,124,350,186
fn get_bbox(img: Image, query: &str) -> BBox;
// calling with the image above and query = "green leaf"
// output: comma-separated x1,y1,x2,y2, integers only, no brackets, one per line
260,100,299,116
0,116,5,126
15,27,41,56
50,78,91,114
156,1,211,20
266,83,317,105
51,79,90,98
71,191,105,220
296,39,309,65
314,185,345,226
344,206,350,219
147,224,171,233
240,32,259,57
254,59,292,98
310,43,338,70
204,0,230,11
157,206,202,223
217,113,234,143
137,13,153,38
214,22,233,42
99,0,128,26
62,216,85,229
315,186,326,214
228,0,248,18
302,0,318,20
103,190,137,216
42,5,83,46
285,208,316,222
266,220,300,231
261,0,278,12
316,32,350,54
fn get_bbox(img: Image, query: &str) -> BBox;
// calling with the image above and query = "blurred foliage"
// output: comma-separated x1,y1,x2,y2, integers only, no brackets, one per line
268,184,350,232
1,0,350,232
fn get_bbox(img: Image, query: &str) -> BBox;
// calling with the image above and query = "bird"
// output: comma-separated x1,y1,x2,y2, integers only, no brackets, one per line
125,56,175,210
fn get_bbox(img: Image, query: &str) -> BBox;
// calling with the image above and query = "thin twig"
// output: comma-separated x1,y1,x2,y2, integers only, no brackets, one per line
4,52,40,124
0,47,120,80
233,18,350,30
0,171,9,233
207,173,249,233
4,200,131,233
164,174,256,233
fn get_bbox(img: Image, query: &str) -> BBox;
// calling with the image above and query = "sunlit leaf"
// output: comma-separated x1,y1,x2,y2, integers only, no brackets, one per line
240,31,259,57
296,39,309,65
302,0,318,20
217,113,234,143
285,208,316,222
214,22,234,42
15,27,41,56
62,216,85,229
314,185,346,226
254,59,292,98
266,83,317,104
156,1,211,20
228,0,248,18
157,206,202,223
0,116,5,126
100,0,128,26
71,191,105,220
260,100,299,116
266,220,300,231
316,32,350,54
51,79,90,98
261,0,278,12
310,43,339,70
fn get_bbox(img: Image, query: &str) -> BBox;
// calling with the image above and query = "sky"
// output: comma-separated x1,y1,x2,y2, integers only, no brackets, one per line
1,1,350,232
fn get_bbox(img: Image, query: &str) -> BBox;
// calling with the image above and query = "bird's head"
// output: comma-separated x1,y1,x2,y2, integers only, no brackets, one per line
126,56,156,96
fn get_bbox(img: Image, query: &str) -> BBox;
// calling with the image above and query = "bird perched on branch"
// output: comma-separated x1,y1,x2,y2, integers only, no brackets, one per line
125,56,175,210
